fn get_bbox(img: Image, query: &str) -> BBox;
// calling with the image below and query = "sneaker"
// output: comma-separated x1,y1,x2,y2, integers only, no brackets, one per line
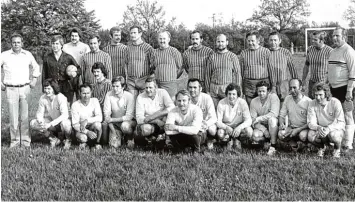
333,149,341,158
156,134,165,142
223,135,230,142
63,139,72,150
207,140,214,150
93,144,102,150
317,146,326,157
79,143,87,150
49,137,61,148
267,146,276,156
127,140,135,148
263,142,271,150
234,139,242,150
9,142,20,148
227,140,234,151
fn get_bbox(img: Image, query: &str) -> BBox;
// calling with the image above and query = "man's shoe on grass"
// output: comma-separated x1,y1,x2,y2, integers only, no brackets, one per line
49,137,61,148
226,140,234,151
267,146,276,156
127,140,135,149
207,140,214,150
317,146,326,157
63,139,72,150
79,143,87,150
234,139,242,150
93,144,102,151
333,149,341,158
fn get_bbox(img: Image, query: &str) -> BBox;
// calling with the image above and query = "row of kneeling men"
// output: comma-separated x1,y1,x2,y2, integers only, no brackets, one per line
30,77,353,158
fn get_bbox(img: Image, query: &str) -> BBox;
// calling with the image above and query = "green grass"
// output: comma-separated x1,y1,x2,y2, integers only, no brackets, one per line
1,55,355,201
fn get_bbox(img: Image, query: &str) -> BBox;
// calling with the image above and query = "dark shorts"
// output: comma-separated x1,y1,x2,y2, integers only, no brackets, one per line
127,75,150,91
157,80,177,98
330,85,347,103
243,78,270,98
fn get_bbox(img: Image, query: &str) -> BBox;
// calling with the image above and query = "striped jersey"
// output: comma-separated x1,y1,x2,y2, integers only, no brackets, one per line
205,51,242,92
182,45,214,81
125,42,154,79
305,45,333,82
103,43,127,78
81,50,112,84
92,78,112,108
151,46,183,82
269,47,298,86
240,46,271,80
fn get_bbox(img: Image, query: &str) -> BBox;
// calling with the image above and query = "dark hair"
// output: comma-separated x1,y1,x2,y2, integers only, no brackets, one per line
312,31,327,41
51,35,64,46
246,31,261,40
312,82,332,100
130,25,142,33
289,78,303,87
175,89,191,100
111,76,126,88
256,80,270,90
190,30,203,39
69,27,82,38
224,83,242,97
187,78,202,88
89,34,101,42
334,26,347,37
269,31,281,39
42,78,60,95
145,77,157,84
109,26,121,37
79,83,92,92
10,33,23,42
91,62,108,78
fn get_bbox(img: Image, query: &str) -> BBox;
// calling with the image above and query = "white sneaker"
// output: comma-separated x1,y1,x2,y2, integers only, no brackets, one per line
207,140,214,150
127,140,135,148
93,144,102,150
227,140,234,150
333,149,341,158
267,146,276,156
234,139,242,150
49,137,61,148
79,143,87,150
317,146,326,157
63,139,71,150
156,134,165,142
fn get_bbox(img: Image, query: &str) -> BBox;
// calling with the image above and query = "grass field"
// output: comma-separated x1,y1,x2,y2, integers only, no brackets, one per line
1,54,355,201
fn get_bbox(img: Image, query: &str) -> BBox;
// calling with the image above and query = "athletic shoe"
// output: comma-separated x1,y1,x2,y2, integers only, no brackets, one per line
317,146,326,157
49,137,61,148
156,134,165,142
127,140,135,148
234,139,242,150
93,144,102,150
263,142,271,150
333,149,341,158
63,139,72,150
79,143,87,150
227,140,234,150
267,146,276,156
207,140,214,150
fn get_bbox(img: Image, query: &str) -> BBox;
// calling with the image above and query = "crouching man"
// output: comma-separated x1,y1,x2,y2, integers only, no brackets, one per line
71,83,103,149
165,90,206,152
307,82,345,158
278,79,312,151
216,83,253,150
30,79,72,148
103,76,136,148
250,81,280,156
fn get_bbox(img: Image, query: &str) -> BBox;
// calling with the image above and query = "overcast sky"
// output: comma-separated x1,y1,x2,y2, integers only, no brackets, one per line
84,0,351,30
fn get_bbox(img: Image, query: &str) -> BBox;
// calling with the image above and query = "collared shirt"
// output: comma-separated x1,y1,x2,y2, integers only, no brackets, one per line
191,93,217,127
182,45,214,81
217,97,252,129
328,43,355,88
92,78,112,108
63,42,90,64
240,46,272,80
125,42,154,79
269,47,298,86
103,43,127,77
279,95,312,128
250,93,280,122
36,93,69,127
42,51,79,81
135,88,175,124
307,97,345,132
103,90,134,122
165,104,203,135
81,50,112,84
205,51,242,92
1,49,40,85
305,45,333,82
71,98,102,130
151,46,183,82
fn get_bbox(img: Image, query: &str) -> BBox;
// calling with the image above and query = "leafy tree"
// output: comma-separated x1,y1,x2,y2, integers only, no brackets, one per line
247,0,311,32
1,0,101,60
344,0,355,26
166,18,190,52
120,0,167,47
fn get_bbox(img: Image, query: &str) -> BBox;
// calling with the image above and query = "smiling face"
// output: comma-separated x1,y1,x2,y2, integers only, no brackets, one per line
176,93,190,113
216,35,228,51
289,79,301,98
130,28,142,42
93,68,105,81
332,29,346,48
51,40,62,53
80,87,92,102
268,34,281,50
89,37,100,52
111,31,122,44
158,32,170,49
188,81,202,99
70,32,80,44
247,35,260,50
43,85,55,98
190,33,202,48
314,90,326,105
227,89,238,105
112,81,124,95
11,37,23,53
311,34,324,49
257,86,268,100
145,81,157,98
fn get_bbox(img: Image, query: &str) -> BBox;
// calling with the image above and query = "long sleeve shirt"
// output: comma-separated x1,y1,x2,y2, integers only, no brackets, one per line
307,98,345,132
63,41,90,64
92,78,112,108
216,97,252,129
103,43,127,78
103,90,134,122
279,95,312,128
36,93,69,127
182,45,214,81
250,93,280,122
328,43,355,90
125,42,154,79
165,104,203,135
151,46,183,82
240,46,272,81
71,98,102,132
205,51,242,92
305,45,333,82
1,49,41,85
269,47,298,86
81,50,112,84
191,93,217,127
135,88,175,124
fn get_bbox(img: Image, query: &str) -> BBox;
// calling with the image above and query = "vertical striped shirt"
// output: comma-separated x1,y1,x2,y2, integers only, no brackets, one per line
182,45,214,81
305,45,333,82
125,42,154,79
92,78,112,108
205,51,242,92
269,47,298,86
81,50,112,84
151,46,183,82
240,46,272,80
103,43,127,78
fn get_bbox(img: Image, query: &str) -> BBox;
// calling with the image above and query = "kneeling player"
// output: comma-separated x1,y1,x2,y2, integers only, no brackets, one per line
30,79,72,148
250,81,280,155
103,76,136,148
165,90,206,152
278,79,311,151
216,83,252,150
307,82,345,158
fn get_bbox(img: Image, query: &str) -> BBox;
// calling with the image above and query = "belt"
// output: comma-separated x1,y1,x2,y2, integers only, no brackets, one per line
5,83,29,87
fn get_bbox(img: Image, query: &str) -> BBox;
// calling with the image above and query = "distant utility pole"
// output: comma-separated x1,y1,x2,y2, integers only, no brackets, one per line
212,13,216,28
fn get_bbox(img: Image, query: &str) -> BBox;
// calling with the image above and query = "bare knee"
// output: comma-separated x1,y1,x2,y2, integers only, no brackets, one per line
268,117,278,127
60,119,72,134
140,124,154,136
329,130,343,145
241,127,253,139
92,122,102,132
307,130,318,143
217,129,225,140
208,125,217,137
76,132,88,143
299,130,308,142
252,129,264,142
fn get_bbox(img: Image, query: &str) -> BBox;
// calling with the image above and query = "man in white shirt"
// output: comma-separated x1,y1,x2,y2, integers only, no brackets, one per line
71,83,103,149
1,33,41,148
165,90,206,152
30,79,72,148
103,76,136,148
62,27,90,64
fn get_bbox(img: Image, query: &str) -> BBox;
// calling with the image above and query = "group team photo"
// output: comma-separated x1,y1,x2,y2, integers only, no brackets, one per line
1,0,355,200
